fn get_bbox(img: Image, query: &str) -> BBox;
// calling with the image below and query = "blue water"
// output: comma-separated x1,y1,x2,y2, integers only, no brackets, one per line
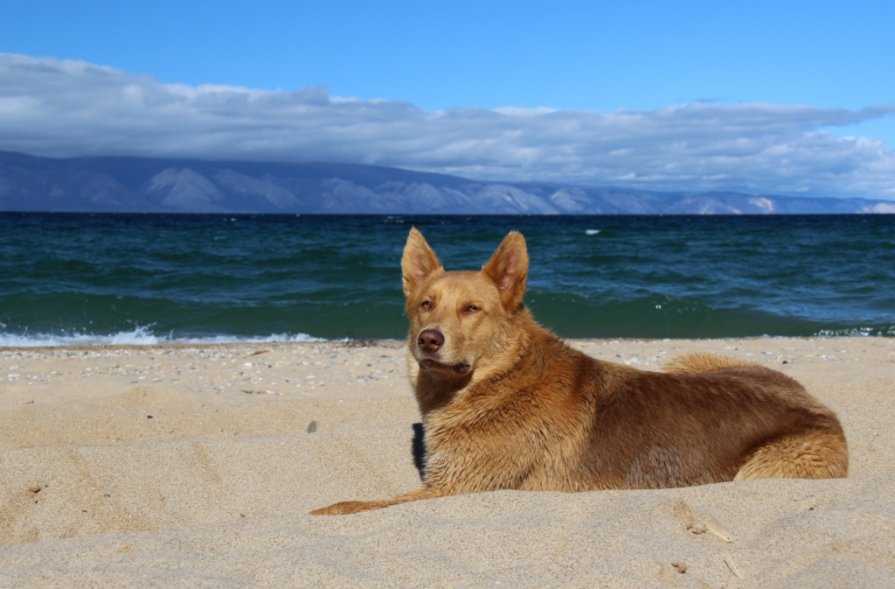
1,213,893,345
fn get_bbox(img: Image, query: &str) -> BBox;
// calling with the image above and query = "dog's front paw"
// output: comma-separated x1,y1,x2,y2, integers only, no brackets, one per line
310,500,378,516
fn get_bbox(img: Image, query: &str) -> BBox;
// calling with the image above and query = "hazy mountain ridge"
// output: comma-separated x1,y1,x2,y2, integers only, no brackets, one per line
1,151,893,214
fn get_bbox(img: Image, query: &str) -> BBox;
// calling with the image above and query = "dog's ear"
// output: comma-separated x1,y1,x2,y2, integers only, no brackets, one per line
402,227,443,297
483,231,529,311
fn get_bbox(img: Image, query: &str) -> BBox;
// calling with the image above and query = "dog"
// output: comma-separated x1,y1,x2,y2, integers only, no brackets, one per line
311,228,848,515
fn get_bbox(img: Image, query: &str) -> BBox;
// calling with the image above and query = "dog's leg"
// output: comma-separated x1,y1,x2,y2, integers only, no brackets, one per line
310,486,447,516
734,429,849,481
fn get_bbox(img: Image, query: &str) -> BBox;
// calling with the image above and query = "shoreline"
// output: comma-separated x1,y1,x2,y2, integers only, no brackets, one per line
1,331,890,351
2,337,893,586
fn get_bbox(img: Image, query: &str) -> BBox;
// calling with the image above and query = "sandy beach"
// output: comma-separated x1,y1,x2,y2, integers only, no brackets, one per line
1,337,893,587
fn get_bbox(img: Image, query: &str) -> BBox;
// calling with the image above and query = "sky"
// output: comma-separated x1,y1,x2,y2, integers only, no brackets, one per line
1,0,894,199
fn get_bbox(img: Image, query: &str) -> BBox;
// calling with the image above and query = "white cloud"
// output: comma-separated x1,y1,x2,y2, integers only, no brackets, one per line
2,53,894,199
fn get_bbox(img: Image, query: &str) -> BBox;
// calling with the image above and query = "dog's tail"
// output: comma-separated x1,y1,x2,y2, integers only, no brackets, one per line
662,353,757,374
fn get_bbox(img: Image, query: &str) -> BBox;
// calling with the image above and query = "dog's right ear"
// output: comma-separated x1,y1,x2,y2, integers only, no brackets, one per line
402,227,443,297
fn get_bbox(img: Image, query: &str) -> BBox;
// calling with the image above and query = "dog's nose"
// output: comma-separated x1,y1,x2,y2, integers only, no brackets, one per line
418,329,445,353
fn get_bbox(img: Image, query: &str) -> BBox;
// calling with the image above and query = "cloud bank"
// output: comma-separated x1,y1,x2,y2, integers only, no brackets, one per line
2,53,894,199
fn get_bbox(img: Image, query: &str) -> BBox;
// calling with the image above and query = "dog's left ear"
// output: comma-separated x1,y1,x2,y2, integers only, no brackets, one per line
483,231,529,311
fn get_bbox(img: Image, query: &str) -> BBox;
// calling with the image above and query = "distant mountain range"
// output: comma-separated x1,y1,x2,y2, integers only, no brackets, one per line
1,151,893,214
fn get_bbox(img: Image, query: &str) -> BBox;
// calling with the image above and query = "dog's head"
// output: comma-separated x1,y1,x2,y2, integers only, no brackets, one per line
401,227,529,379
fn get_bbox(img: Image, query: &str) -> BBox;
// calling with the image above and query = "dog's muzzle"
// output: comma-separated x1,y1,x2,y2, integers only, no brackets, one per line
416,329,470,374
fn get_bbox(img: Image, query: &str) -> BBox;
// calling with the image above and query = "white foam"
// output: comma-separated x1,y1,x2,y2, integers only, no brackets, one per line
815,326,893,337
0,326,323,347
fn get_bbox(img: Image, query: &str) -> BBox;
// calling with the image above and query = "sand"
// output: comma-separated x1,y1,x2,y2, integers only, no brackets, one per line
1,337,893,587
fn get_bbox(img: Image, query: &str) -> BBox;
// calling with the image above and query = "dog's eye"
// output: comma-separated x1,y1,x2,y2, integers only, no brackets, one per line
464,303,482,314
420,300,433,311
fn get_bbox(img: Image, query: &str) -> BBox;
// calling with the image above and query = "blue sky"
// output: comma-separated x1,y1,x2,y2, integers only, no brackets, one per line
1,0,894,199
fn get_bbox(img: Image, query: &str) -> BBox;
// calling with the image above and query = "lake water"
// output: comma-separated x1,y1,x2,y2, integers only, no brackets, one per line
1,213,893,345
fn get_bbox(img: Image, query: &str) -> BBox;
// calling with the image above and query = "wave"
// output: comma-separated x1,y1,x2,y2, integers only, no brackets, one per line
527,291,895,339
0,326,324,348
815,326,895,337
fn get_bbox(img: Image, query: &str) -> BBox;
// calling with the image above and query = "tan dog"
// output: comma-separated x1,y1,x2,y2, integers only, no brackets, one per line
311,228,848,515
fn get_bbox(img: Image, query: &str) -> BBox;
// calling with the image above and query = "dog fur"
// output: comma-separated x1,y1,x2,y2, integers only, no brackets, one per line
311,228,848,515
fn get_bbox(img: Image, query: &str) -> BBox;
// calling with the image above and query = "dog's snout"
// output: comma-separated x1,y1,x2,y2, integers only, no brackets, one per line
418,329,445,353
